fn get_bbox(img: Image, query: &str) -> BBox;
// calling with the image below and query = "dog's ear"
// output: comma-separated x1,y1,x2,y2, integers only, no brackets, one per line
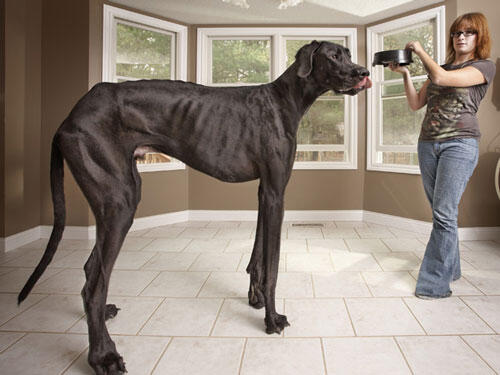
296,40,322,78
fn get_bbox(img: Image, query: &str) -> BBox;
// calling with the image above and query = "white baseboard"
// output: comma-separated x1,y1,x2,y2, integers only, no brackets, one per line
2,209,499,252
187,210,364,222
131,211,189,231
40,225,96,240
363,211,432,234
0,226,41,252
188,210,257,221
458,226,500,241
285,210,364,221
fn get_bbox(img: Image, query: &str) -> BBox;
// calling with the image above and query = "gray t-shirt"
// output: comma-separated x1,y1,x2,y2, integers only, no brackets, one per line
419,59,496,141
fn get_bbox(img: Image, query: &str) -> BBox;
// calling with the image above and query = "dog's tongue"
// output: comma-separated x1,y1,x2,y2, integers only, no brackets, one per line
354,76,372,89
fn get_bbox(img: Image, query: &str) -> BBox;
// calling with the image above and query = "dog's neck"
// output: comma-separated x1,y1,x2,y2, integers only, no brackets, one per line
272,63,329,120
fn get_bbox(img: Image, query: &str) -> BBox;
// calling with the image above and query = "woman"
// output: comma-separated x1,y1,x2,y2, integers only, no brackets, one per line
389,12,496,299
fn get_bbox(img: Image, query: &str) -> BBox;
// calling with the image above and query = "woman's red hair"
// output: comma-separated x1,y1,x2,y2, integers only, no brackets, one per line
446,12,491,64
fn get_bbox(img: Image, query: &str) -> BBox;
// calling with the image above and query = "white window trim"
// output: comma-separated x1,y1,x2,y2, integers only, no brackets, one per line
366,6,446,174
197,27,359,170
102,4,188,173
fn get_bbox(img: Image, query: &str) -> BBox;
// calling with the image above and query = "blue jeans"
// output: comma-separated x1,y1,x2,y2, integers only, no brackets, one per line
416,138,479,297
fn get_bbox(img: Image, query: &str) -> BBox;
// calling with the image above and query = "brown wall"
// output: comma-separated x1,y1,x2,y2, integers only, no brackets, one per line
0,0,5,237
363,0,500,227
40,0,92,227
3,0,42,236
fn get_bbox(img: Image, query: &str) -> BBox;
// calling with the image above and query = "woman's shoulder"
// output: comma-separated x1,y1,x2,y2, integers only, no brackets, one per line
468,59,496,83
469,59,495,67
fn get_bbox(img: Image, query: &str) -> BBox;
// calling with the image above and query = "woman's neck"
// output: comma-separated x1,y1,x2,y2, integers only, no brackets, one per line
453,51,475,65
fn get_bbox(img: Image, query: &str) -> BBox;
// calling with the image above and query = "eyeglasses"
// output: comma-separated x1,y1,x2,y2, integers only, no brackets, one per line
450,30,477,38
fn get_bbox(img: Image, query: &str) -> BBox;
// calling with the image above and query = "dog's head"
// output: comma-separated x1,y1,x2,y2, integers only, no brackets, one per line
296,41,372,95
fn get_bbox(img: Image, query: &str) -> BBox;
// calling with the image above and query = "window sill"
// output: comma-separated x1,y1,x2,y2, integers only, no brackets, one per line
367,164,420,175
137,163,186,173
293,161,357,170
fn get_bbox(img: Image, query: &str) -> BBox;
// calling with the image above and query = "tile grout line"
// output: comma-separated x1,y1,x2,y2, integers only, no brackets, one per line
208,298,225,337
319,337,329,375
186,252,203,272
310,272,317,298
60,343,89,374
235,253,247,273
195,271,213,298
458,296,497,334
136,270,162,296
136,297,167,336
460,274,487,295
64,310,87,333
392,336,415,375
400,297,428,335
237,337,248,375
149,336,174,375
458,335,499,374
0,332,27,355
328,252,336,272
370,252,385,271
359,271,375,297
342,297,357,337
0,294,51,329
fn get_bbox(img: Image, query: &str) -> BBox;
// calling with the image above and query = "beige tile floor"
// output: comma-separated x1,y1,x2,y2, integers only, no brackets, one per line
0,221,499,374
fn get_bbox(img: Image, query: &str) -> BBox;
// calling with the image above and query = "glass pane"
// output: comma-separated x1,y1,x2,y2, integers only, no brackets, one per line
211,39,270,84
116,22,177,166
116,23,172,80
380,152,419,166
383,20,435,80
381,81,426,146
297,98,345,145
296,151,345,162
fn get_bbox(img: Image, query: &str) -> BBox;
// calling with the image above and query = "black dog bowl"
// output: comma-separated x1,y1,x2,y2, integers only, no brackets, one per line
372,49,413,67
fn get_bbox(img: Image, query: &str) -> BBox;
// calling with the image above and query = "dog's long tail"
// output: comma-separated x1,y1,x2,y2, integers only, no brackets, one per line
18,139,66,304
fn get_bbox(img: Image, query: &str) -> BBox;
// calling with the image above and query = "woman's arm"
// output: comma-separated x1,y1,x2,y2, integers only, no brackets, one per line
406,41,486,87
388,63,430,111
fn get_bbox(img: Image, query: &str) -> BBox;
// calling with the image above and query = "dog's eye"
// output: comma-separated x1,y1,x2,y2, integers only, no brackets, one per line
330,55,338,61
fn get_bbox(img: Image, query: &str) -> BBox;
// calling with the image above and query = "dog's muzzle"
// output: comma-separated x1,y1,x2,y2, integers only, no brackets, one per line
336,75,372,94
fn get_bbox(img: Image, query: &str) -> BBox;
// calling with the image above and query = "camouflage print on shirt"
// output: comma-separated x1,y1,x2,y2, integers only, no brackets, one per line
419,59,496,141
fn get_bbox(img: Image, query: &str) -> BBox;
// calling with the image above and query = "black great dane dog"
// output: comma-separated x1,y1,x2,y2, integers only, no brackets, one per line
18,41,371,374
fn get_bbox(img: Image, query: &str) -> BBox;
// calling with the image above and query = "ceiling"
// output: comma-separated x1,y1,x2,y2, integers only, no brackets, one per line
109,0,443,25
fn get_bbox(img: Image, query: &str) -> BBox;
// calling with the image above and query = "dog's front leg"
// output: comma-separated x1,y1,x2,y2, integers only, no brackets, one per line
246,184,265,309
259,176,290,334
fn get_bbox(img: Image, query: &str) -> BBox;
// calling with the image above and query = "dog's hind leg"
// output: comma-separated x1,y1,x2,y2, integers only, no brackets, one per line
81,179,139,375
62,138,141,374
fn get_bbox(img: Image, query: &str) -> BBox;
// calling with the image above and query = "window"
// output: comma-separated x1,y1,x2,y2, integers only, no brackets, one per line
197,28,359,169
102,5,188,172
367,6,445,174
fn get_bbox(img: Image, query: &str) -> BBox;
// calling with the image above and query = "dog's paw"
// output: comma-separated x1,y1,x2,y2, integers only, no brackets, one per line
91,351,127,375
105,304,120,320
248,290,265,310
248,284,265,310
265,313,290,334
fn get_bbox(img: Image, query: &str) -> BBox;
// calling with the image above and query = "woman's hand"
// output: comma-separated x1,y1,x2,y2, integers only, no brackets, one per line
388,62,408,75
405,41,424,56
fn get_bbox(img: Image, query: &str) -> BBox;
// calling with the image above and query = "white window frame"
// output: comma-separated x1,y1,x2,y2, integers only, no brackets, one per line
366,6,446,174
197,27,359,170
102,4,188,172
